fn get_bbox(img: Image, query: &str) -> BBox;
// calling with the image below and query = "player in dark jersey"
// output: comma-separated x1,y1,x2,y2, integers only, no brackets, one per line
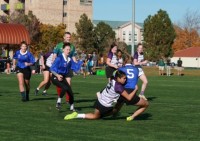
12,41,35,101
35,51,54,96
64,70,138,120
133,43,148,100
115,54,149,121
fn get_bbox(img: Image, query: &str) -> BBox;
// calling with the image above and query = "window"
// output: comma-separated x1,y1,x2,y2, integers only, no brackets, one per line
63,12,67,17
63,0,67,5
123,31,126,35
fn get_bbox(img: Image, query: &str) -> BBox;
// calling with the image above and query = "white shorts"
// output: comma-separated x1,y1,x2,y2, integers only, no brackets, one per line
159,66,164,71
138,68,144,76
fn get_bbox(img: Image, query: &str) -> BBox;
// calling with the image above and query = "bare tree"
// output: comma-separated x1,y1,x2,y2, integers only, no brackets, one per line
182,9,200,33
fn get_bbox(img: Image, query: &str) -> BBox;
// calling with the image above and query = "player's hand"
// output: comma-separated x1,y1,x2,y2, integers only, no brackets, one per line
57,74,63,81
24,62,29,66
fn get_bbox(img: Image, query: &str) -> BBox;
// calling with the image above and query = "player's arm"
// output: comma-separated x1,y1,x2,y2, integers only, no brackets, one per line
121,85,138,101
106,58,118,69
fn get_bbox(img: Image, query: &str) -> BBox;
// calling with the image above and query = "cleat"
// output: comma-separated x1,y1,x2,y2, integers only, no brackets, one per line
56,103,61,110
64,112,78,120
35,89,39,96
139,94,147,101
42,92,48,96
126,116,134,121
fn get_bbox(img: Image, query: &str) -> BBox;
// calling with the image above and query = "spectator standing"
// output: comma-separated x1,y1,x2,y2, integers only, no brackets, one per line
158,58,165,76
177,58,183,76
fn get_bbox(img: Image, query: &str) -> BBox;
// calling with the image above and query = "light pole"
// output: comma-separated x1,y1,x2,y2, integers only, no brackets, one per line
131,0,135,56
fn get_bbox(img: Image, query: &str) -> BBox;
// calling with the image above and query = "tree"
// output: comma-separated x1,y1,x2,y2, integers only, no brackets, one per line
36,23,66,54
75,14,95,53
143,9,176,61
93,22,115,55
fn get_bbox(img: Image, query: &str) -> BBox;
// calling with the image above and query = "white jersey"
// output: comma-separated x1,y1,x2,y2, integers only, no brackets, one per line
46,53,54,67
107,52,118,66
98,79,124,107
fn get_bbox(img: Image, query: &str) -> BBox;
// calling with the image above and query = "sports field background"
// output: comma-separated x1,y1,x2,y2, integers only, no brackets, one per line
0,67,200,141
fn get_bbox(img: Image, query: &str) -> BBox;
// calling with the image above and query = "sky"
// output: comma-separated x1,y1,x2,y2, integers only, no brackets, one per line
93,0,200,23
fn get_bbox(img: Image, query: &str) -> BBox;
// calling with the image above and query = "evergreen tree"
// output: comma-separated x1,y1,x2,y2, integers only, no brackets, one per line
93,22,115,55
75,14,95,53
143,9,176,61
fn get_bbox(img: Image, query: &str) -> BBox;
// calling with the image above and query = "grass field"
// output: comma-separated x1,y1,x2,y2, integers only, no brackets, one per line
0,67,200,141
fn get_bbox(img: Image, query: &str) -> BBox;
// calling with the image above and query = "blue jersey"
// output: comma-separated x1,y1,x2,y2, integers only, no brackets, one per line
118,64,139,89
13,50,35,69
50,53,72,76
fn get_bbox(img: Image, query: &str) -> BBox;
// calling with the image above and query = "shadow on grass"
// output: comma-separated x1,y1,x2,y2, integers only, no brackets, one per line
76,98,96,103
31,97,56,101
147,96,157,101
103,113,152,120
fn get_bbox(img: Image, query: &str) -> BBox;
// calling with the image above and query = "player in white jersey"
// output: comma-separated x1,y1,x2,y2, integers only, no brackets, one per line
35,51,54,96
64,70,138,120
133,43,148,100
105,42,119,82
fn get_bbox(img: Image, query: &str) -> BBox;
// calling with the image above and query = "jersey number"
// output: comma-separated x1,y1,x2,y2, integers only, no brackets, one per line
127,69,135,78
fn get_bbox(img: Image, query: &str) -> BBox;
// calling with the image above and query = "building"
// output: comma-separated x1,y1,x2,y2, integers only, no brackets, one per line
171,47,200,68
0,0,93,33
93,20,144,46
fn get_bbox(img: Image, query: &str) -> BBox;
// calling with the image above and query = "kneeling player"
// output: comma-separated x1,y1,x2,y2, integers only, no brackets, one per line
64,70,138,120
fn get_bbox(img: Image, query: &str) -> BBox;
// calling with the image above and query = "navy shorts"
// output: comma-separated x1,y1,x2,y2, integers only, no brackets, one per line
43,65,50,72
117,88,140,105
15,66,31,80
94,100,113,117
105,66,116,78
65,69,74,78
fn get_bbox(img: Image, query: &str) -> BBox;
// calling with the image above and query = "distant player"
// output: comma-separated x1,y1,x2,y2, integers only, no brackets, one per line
133,43,148,100
12,41,35,101
114,54,149,121
64,70,138,120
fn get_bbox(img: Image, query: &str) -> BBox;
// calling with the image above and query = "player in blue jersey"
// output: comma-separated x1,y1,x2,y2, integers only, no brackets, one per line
64,70,138,120
133,43,148,100
12,41,35,101
114,54,149,121
50,43,76,111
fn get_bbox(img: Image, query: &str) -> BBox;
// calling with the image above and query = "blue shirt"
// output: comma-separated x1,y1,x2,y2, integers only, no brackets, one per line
13,50,35,69
50,53,72,76
118,64,139,89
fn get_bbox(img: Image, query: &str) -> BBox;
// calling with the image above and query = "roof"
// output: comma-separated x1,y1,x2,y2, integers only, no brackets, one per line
0,23,30,45
93,20,129,29
173,47,200,57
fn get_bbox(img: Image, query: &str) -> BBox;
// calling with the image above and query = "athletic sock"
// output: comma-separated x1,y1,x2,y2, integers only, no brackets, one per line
77,114,86,119
43,90,46,93
21,91,25,98
70,104,74,110
36,88,39,90
140,91,144,95
26,90,29,101
57,97,61,103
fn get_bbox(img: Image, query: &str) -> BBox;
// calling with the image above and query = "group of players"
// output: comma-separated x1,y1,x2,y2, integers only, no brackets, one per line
12,31,149,121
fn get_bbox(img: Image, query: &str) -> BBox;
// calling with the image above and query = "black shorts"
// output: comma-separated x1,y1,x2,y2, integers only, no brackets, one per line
105,66,116,78
94,100,113,117
43,65,50,71
15,66,31,80
117,88,140,105
65,69,74,78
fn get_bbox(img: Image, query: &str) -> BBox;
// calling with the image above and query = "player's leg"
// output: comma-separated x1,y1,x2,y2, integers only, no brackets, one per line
127,98,149,121
139,73,148,100
24,69,31,101
35,70,49,95
17,72,26,101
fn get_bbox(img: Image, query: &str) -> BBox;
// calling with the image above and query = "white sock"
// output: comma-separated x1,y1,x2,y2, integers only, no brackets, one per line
37,88,39,90
70,104,74,110
43,90,46,93
77,114,86,119
57,98,61,103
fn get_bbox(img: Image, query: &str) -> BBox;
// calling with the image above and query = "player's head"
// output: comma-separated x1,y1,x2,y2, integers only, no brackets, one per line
109,42,117,54
124,54,133,64
64,32,71,43
137,43,143,53
20,41,28,52
63,42,71,56
113,70,126,84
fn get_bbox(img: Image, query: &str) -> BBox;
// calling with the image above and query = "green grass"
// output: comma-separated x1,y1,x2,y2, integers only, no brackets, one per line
0,71,200,141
